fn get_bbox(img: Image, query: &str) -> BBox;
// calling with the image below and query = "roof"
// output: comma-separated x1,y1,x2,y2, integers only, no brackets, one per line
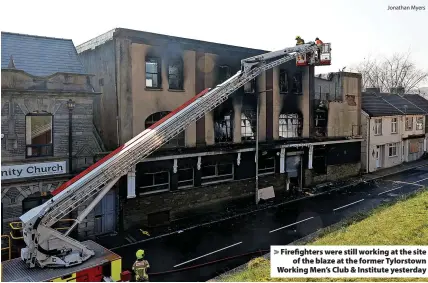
362,92,428,117
1,32,87,77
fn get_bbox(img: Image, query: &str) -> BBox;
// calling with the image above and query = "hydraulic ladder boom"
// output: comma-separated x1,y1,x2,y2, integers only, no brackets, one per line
19,42,318,268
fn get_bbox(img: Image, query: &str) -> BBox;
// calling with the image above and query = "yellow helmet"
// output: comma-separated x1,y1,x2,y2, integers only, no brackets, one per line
136,249,145,259
296,36,301,40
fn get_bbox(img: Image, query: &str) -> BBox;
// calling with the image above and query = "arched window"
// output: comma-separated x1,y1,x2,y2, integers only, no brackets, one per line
145,112,185,147
25,111,53,157
168,57,184,90
279,113,302,138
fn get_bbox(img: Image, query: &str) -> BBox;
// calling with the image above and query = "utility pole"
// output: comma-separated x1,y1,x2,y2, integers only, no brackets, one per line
255,89,272,205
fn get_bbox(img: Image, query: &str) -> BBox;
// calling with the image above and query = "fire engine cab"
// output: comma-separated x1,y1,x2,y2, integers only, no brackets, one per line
296,43,331,66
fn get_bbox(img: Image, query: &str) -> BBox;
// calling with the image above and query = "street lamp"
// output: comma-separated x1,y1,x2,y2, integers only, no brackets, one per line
67,99,75,173
255,89,272,205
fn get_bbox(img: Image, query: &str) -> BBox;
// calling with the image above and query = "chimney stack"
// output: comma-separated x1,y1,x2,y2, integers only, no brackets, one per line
390,86,405,95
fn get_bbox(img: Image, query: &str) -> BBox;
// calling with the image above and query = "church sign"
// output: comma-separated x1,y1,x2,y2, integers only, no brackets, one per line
1,161,67,180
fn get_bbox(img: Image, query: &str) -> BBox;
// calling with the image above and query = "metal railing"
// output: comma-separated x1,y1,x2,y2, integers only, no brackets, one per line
1,235,12,261
9,219,75,240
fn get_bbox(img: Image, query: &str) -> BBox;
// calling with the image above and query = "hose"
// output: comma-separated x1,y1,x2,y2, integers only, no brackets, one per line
146,249,269,276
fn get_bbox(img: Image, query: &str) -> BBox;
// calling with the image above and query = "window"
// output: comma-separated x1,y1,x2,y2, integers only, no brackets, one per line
146,57,161,88
405,117,413,131
244,79,256,94
291,72,302,94
416,117,424,130
374,118,382,135
178,167,194,188
279,113,302,138
25,112,53,158
388,143,398,157
145,112,185,147
391,118,397,133
140,171,170,194
201,161,234,184
258,157,275,175
218,65,231,84
279,70,288,93
214,110,233,143
168,58,183,90
241,110,256,141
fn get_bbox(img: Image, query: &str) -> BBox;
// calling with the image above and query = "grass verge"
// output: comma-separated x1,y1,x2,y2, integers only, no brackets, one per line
219,189,428,282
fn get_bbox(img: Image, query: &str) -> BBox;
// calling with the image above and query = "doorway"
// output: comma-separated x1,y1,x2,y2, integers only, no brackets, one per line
93,190,116,236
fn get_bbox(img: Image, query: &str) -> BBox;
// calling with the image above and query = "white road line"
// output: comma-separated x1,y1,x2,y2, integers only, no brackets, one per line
391,181,424,187
125,236,133,243
378,186,403,196
333,199,365,211
269,217,314,234
414,177,428,183
173,241,242,268
129,235,137,242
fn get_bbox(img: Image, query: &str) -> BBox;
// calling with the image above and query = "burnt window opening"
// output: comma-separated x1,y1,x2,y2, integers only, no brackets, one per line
279,113,302,138
168,58,184,90
201,161,234,184
258,156,275,175
241,109,257,141
314,105,328,137
291,72,303,94
25,111,53,158
146,57,161,88
279,69,289,93
178,166,194,189
214,109,234,143
139,170,170,194
218,65,232,84
312,147,327,174
145,112,185,147
244,79,256,93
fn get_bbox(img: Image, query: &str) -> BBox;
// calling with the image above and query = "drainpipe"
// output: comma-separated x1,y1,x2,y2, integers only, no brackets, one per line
367,117,370,173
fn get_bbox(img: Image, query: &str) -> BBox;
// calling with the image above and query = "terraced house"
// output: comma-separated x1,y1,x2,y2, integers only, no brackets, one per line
361,87,428,173
77,28,363,233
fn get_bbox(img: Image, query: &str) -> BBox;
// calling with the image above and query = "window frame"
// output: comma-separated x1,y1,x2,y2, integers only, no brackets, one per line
25,112,54,158
279,113,302,138
214,110,234,143
291,72,303,94
374,118,382,135
201,161,234,185
139,170,170,195
258,156,275,175
177,167,194,189
391,117,398,134
241,110,256,141
416,117,424,130
168,58,184,90
405,117,413,131
279,69,289,94
388,143,398,157
145,112,185,147
145,57,162,89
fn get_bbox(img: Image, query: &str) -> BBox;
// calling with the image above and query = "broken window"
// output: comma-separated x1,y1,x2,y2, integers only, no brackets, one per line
241,110,257,141
201,161,234,184
178,167,194,189
145,112,185,147
25,112,53,158
214,109,233,143
218,65,232,84
168,58,183,90
279,113,302,138
258,156,275,175
279,69,289,93
291,72,303,94
314,105,328,137
146,57,161,88
139,170,170,194
244,79,256,93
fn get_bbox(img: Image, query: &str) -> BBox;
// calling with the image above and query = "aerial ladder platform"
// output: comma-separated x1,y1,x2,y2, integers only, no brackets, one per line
1,41,330,282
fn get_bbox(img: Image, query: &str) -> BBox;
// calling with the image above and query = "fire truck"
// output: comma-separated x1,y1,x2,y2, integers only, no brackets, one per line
1,40,331,282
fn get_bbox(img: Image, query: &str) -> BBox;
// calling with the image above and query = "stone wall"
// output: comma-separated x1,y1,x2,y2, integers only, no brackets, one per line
122,173,287,230
304,162,361,186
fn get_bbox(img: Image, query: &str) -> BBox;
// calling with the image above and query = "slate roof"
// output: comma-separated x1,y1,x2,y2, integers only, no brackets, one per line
362,92,428,117
1,32,86,77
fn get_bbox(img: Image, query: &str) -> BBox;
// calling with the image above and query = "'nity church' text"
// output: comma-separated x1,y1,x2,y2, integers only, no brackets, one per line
387,5,425,11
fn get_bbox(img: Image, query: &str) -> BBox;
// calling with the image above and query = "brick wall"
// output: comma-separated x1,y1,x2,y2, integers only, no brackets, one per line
304,162,361,186
122,173,287,230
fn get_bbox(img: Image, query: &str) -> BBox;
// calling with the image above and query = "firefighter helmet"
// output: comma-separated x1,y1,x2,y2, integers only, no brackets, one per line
295,36,301,40
136,249,145,259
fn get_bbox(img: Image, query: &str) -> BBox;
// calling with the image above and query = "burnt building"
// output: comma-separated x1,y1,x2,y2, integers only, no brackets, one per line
1,32,105,238
77,28,363,232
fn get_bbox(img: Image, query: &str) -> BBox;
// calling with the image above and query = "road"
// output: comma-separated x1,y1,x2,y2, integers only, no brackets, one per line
110,166,428,282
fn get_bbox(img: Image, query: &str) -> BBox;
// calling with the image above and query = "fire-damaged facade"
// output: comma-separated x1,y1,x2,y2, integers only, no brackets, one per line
77,28,363,233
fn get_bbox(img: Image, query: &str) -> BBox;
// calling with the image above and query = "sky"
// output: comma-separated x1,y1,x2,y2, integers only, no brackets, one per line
1,0,427,85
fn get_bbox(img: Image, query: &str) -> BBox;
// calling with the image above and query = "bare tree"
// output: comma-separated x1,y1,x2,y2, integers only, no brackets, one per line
351,52,428,93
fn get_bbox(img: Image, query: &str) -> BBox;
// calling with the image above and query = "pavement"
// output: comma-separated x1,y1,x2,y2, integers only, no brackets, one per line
104,160,428,282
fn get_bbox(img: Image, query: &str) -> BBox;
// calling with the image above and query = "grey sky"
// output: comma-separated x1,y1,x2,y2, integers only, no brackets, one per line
1,0,427,85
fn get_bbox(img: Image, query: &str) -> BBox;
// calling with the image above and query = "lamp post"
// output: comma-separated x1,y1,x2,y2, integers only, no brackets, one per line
67,99,75,173
255,89,272,205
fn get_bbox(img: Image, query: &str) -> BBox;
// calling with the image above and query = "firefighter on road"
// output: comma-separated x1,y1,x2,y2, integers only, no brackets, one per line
133,249,150,282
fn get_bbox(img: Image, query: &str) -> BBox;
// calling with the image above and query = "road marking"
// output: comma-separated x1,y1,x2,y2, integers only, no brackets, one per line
269,217,314,234
125,236,134,243
414,177,428,183
173,241,243,268
391,180,424,187
333,199,365,211
378,186,403,196
129,235,137,242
